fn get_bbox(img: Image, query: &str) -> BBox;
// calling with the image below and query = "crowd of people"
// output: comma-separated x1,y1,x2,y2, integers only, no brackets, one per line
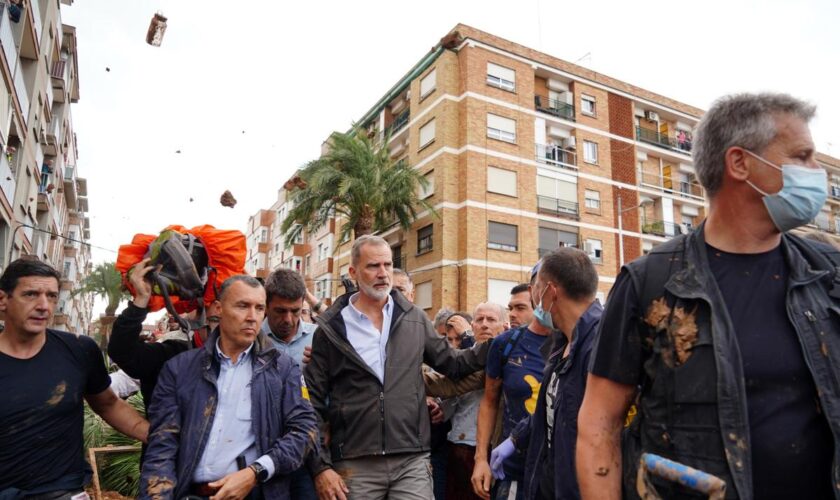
2,91,840,500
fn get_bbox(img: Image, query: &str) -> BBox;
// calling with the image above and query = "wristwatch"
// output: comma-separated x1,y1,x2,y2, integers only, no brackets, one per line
249,462,269,483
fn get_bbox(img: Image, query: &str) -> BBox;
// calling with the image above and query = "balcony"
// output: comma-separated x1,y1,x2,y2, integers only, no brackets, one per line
636,126,693,154
0,152,16,205
291,243,310,257
51,60,67,102
36,192,50,213
535,144,577,171
0,3,16,74
641,219,692,238
13,66,28,126
638,170,704,201
536,195,579,219
312,257,334,277
393,252,407,271
534,94,575,121
63,166,77,209
384,109,410,139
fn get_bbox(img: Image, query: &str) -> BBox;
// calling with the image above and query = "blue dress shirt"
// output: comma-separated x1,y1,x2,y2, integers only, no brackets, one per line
193,340,275,482
340,293,393,384
261,319,316,367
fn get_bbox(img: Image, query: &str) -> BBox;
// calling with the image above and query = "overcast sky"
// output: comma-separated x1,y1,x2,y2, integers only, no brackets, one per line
62,0,838,314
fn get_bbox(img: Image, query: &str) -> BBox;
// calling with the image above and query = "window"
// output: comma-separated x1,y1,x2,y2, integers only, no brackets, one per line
487,167,517,197
415,281,433,310
488,279,518,306
486,62,515,92
420,69,436,99
317,243,324,260
539,227,579,257
418,171,434,199
487,114,516,143
417,224,433,254
583,141,598,164
584,190,601,212
419,119,435,149
259,228,268,243
581,95,596,116
63,261,71,276
585,239,603,263
488,221,518,252
315,279,329,300
305,255,311,274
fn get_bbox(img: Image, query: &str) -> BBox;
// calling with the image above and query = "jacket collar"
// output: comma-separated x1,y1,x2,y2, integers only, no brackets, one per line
666,222,827,299
201,328,277,365
550,300,603,369
317,289,409,340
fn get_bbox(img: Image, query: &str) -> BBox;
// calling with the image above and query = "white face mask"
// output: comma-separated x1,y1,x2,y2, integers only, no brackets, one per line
744,150,828,232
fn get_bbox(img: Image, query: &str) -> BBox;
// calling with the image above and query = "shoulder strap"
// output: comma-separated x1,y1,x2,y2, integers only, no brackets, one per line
500,327,526,366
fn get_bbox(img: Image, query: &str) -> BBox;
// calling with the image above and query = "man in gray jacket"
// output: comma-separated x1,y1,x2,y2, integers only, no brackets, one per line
305,235,490,500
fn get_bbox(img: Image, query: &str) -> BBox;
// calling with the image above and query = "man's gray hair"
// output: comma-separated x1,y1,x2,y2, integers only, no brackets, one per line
434,307,455,329
693,92,816,197
351,234,390,266
218,274,263,300
474,302,508,323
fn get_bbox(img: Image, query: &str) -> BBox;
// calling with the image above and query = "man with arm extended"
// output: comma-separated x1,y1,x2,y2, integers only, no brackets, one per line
306,235,490,500
0,259,148,499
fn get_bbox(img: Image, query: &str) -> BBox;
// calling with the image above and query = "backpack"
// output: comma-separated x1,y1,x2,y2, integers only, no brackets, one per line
143,230,215,331
117,225,247,331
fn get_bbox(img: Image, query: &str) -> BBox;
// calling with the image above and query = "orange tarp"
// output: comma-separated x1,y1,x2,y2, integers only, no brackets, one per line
116,225,246,313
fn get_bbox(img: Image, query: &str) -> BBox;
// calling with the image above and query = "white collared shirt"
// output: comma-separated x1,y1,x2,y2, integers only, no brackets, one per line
341,293,394,383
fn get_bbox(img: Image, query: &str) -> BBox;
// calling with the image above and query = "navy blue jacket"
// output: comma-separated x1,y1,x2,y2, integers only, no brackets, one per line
139,331,318,499
510,300,603,500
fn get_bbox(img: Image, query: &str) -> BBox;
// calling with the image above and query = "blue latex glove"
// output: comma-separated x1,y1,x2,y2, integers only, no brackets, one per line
490,438,515,480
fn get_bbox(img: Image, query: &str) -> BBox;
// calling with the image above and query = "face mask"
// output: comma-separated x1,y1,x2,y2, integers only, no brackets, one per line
744,150,827,232
533,286,555,330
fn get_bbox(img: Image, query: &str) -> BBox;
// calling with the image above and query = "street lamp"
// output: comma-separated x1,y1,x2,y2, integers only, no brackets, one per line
616,194,654,267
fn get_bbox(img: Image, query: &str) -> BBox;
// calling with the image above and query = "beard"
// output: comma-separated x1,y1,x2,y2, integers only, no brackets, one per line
359,280,392,301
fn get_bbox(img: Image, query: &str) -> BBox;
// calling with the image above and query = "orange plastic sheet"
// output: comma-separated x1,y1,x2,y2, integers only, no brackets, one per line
116,225,246,312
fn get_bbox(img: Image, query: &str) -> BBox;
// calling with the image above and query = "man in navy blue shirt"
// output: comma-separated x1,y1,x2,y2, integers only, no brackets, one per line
473,277,550,500
490,248,601,500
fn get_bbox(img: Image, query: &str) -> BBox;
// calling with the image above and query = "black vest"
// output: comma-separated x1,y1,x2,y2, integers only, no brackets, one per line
621,224,840,500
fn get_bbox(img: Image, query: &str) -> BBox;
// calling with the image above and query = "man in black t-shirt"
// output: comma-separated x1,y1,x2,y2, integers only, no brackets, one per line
0,260,148,499
577,93,840,500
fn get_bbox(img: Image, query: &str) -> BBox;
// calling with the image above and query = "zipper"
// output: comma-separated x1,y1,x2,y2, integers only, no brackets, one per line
380,391,386,454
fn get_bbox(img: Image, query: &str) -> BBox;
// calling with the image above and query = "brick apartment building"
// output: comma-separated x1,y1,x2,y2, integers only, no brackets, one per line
248,23,840,316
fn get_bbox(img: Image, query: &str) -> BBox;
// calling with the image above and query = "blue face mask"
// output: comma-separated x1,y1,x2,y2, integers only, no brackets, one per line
745,150,827,232
533,286,555,330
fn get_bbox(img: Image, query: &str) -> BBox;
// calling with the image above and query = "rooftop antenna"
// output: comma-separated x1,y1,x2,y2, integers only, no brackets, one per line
575,52,592,66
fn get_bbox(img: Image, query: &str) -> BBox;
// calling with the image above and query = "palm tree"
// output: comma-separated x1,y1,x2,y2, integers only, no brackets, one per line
281,128,436,247
73,262,129,350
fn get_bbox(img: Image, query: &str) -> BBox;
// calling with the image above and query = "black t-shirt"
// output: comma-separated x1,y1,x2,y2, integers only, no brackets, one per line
0,330,111,493
590,245,835,499
707,243,834,499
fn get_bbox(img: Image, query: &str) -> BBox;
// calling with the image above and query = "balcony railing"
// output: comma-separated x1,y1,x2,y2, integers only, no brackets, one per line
638,170,704,200
384,109,410,138
534,95,575,121
641,219,692,237
830,185,840,200
537,195,579,219
535,144,577,171
636,126,693,153
393,253,407,271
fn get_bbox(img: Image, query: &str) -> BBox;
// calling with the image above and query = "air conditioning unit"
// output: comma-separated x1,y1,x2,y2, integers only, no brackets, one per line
566,136,577,149
645,111,660,122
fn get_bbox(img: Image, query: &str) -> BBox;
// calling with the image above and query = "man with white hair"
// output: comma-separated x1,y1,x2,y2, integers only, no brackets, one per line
443,302,507,499
305,235,490,499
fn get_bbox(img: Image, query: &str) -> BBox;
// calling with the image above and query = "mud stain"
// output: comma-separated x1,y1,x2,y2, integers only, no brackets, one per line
46,381,67,406
145,476,174,499
670,306,699,365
